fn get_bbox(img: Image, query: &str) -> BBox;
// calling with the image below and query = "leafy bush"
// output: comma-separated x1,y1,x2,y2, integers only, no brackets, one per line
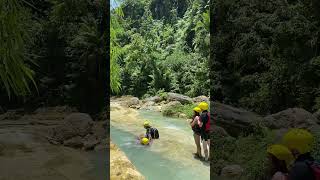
162,103,205,119
211,128,275,180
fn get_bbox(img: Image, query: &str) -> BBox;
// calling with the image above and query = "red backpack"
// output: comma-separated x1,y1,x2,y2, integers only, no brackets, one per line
205,112,210,132
307,161,320,180
200,112,210,132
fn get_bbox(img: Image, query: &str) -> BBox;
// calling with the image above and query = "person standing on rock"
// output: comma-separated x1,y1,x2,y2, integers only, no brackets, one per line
190,106,202,159
198,101,210,161
267,144,294,180
282,128,319,180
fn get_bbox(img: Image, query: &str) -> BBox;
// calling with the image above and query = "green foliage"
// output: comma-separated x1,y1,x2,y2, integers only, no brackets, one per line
211,128,275,180
111,5,124,93
0,0,37,98
1,0,107,114
211,0,320,114
162,103,202,119
116,0,209,98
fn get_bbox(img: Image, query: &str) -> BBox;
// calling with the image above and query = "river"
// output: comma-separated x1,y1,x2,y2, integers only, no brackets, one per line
110,103,210,180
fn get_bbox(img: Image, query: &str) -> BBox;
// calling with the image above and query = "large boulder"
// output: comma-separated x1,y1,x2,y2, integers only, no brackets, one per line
167,93,192,104
83,134,99,150
212,102,263,137
127,97,140,107
264,108,320,132
63,136,83,148
144,96,161,103
192,96,209,103
48,113,94,143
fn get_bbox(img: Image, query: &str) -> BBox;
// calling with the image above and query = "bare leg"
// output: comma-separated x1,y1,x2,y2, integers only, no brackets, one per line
203,140,209,160
194,133,202,157
208,139,210,159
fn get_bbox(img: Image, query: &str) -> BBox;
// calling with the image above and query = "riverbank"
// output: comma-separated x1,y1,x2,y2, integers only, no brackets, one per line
0,106,107,180
111,93,209,119
110,141,145,180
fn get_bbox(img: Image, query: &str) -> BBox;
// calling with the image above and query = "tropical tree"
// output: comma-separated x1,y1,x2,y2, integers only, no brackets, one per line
0,0,37,98
110,6,124,93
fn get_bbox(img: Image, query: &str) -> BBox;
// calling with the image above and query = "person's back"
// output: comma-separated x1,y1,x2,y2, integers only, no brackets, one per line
288,153,315,180
143,120,159,141
198,102,210,161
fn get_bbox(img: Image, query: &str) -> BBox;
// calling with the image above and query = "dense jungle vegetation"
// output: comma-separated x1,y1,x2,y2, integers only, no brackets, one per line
211,1,320,179
111,0,210,98
211,0,320,115
1,0,108,115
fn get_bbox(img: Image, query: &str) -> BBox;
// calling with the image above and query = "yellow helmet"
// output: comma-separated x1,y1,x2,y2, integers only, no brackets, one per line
282,128,314,154
141,137,149,145
267,144,294,167
143,120,151,128
193,107,202,113
198,102,209,111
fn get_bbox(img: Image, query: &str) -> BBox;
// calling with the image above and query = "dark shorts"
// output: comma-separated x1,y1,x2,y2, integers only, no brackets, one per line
193,130,201,136
192,128,201,136
201,131,210,141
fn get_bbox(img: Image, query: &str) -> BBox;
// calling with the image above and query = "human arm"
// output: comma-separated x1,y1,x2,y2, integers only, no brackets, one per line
190,116,199,127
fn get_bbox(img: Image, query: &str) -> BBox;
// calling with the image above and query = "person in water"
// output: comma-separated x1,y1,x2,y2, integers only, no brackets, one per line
267,144,294,180
282,128,317,180
198,101,210,161
190,106,202,159
140,137,150,145
143,120,159,142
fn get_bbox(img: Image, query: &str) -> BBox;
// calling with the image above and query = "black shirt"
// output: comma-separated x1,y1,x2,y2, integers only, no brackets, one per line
289,153,315,180
200,110,209,132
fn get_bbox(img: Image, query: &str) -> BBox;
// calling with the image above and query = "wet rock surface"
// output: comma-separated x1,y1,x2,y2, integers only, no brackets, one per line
0,106,106,180
110,141,145,180
47,113,106,150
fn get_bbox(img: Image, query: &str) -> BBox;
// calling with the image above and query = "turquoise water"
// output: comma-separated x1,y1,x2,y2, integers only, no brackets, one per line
110,109,209,180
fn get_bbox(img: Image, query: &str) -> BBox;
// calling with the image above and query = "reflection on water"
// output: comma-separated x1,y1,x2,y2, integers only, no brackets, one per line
110,106,209,180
